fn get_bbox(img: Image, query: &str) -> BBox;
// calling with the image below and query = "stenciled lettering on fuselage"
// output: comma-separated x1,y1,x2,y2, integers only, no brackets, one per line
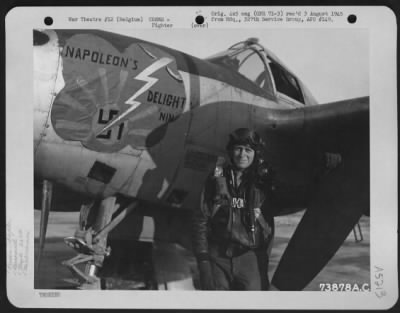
51,33,186,152
63,45,139,70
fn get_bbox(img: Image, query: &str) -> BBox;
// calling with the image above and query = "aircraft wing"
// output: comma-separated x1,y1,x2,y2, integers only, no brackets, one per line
261,96,369,290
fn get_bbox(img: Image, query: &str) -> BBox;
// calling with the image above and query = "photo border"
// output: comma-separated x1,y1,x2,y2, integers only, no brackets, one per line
5,5,398,310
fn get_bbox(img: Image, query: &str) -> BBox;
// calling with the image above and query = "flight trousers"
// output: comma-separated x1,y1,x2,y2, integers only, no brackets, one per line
208,245,270,290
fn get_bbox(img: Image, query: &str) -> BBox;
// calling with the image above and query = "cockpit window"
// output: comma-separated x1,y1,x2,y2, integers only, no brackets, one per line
206,39,304,104
208,48,273,95
236,50,265,83
267,57,304,104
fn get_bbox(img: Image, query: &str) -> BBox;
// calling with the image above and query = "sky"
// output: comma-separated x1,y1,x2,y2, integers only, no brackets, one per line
114,28,369,104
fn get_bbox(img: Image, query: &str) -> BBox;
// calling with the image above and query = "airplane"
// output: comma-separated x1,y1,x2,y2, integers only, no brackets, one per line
33,29,369,291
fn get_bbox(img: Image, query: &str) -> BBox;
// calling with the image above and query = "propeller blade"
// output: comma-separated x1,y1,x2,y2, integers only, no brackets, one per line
270,96,369,290
36,180,53,271
272,155,368,290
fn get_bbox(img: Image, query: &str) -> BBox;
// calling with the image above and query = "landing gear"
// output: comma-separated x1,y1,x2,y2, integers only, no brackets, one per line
62,197,138,289
36,180,53,271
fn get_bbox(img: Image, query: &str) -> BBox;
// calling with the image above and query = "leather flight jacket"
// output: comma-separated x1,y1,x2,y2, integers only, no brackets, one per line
192,165,273,260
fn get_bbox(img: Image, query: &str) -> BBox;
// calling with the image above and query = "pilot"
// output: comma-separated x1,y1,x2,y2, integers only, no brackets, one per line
192,128,274,290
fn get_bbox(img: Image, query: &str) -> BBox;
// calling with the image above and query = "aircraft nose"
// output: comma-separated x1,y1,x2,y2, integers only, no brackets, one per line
34,30,63,154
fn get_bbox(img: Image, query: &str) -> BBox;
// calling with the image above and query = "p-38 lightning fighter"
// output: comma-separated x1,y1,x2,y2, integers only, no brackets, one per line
34,29,369,290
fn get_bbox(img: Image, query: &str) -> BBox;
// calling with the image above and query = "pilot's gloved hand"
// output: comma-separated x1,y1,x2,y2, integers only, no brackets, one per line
198,260,215,290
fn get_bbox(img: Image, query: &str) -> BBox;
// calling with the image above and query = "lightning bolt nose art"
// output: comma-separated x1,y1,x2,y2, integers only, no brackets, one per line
51,34,186,152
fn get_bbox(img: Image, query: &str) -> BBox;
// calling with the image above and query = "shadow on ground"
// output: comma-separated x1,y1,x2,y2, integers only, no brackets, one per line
34,210,370,290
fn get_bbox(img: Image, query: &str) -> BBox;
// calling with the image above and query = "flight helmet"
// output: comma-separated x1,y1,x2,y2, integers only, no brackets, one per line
226,128,265,159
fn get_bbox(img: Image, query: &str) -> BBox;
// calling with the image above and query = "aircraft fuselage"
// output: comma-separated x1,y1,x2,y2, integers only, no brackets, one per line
34,29,321,212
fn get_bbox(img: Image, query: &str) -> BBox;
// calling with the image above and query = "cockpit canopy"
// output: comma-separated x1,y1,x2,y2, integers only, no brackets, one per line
207,38,317,106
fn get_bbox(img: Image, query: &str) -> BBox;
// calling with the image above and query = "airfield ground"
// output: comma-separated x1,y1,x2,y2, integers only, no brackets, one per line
34,210,370,291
